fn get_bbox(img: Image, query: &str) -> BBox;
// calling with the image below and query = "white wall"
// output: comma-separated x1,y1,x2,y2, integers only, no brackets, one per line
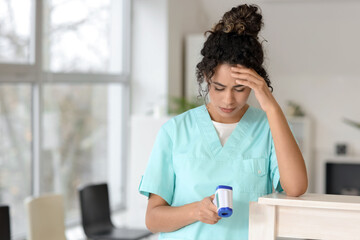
261,2,360,156
131,0,208,115
131,0,168,116
167,0,208,99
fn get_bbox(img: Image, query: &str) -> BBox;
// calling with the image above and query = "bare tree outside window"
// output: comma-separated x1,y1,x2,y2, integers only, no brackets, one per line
0,0,32,63
0,85,32,236
40,0,124,222
41,84,120,220
0,0,127,238
45,0,123,73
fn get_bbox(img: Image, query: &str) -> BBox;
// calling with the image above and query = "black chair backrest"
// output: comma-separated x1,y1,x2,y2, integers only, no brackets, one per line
0,205,11,240
79,183,114,234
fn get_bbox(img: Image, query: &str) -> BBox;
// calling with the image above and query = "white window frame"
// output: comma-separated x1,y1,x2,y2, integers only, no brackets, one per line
0,0,131,237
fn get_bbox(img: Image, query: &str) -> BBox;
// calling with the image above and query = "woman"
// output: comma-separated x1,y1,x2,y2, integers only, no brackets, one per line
139,4,308,240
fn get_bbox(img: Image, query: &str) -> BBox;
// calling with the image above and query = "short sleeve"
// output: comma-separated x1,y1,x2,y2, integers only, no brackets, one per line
269,137,283,193
138,125,175,205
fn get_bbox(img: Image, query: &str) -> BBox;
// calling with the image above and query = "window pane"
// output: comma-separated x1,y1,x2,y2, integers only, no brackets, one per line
45,0,124,73
0,84,32,236
41,83,123,220
0,0,32,64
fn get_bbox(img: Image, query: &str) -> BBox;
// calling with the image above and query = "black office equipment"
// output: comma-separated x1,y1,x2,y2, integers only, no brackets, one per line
0,205,11,240
79,183,152,240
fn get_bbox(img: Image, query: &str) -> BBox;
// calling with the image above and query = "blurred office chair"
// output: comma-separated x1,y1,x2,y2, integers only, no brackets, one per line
0,205,11,240
79,183,152,240
25,194,67,240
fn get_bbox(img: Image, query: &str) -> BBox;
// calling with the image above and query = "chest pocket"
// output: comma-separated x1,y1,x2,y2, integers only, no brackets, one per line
232,157,269,193
242,157,267,177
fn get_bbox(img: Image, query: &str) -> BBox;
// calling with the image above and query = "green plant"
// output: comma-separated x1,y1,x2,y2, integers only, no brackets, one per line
286,101,305,117
343,118,360,130
168,96,203,115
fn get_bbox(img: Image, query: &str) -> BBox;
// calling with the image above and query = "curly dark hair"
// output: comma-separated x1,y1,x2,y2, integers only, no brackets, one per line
196,4,272,99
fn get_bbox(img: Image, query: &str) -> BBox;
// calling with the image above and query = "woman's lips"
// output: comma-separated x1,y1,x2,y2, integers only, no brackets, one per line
220,107,235,113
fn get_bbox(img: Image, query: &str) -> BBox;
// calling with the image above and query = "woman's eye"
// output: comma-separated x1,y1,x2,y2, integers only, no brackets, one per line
235,88,245,92
215,88,225,91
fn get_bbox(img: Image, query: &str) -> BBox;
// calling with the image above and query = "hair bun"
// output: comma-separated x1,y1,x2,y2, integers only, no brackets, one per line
212,4,263,38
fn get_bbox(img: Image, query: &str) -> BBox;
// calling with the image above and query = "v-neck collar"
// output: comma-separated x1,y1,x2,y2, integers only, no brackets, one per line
193,105,254,161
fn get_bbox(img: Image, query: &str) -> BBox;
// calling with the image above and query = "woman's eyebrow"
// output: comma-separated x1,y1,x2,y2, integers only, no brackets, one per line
213,82,244,88
213,82,226,87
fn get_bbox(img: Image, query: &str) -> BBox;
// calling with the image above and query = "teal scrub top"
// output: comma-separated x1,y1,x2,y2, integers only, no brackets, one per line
139,105,283,240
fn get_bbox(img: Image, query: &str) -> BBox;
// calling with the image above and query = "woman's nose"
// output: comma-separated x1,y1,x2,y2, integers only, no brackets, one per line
224,90,235,105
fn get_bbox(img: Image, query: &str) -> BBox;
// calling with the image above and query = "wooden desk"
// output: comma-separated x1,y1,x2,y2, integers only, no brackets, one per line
249,193,360,240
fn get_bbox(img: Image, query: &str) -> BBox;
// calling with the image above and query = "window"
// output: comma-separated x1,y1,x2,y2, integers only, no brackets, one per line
0,85,32,234
0,0,130,238
45,0,124,73
0,0,32,63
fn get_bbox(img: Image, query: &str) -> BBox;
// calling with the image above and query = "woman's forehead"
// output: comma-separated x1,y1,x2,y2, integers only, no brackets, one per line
212,64,241,86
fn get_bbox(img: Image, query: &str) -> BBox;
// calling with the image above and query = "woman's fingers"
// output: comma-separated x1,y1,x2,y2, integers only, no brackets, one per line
197,208,220,224
197,195,221,224
230,67,268,91
231,73,262,86
230,66,264,84
231,65,260,77
208,195,218,211
200,209,221,224
230,65,276,113
235,79,257,89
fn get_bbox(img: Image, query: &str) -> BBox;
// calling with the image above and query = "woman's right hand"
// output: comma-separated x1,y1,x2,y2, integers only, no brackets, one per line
195,194,221,224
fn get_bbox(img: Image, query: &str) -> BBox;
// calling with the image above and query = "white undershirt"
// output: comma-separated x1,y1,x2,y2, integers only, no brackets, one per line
212,121,239,146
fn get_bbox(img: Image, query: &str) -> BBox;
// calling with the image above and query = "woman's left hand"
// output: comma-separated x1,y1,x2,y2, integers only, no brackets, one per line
230,64,278,113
